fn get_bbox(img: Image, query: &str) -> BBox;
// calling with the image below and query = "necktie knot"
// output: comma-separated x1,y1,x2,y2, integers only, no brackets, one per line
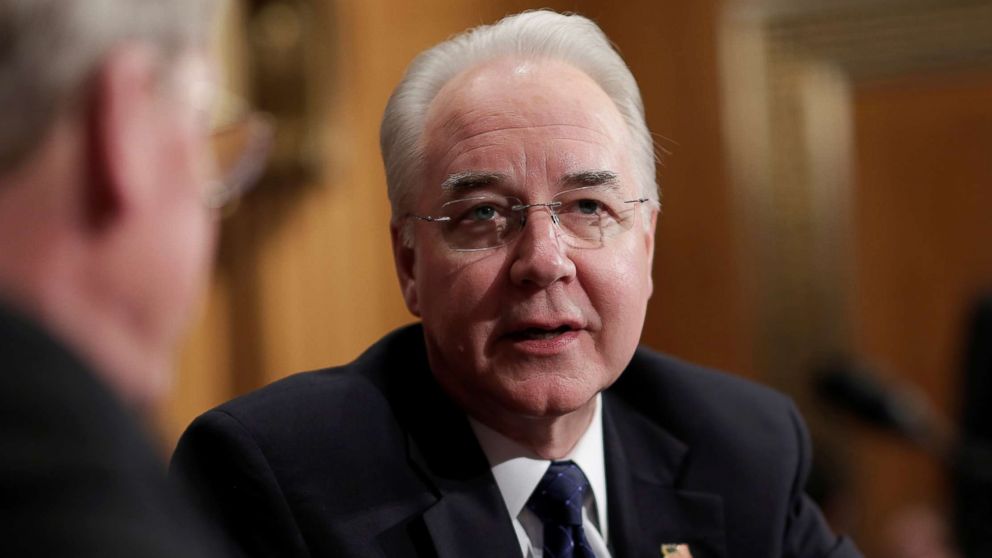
526,460,590,527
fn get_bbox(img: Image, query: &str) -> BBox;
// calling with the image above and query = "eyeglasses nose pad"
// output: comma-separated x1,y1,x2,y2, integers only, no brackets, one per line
514,203,561,236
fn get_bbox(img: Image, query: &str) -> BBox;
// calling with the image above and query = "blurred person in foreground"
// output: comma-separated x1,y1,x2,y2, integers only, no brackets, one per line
0,0,268,555
173,10,861,558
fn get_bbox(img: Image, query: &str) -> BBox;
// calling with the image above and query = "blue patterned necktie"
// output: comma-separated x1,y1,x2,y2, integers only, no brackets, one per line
526,460,597,558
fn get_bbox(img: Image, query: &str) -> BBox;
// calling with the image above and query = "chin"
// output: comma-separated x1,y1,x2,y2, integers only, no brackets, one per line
492,373,601,419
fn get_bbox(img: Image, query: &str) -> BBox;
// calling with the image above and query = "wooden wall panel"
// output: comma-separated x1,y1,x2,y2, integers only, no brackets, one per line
848,70,992,557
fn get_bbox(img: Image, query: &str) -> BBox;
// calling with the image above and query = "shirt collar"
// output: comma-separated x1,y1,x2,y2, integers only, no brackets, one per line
469,394,608,536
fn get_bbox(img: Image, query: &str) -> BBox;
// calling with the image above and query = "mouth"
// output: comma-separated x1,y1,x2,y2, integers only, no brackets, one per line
506,324,578,341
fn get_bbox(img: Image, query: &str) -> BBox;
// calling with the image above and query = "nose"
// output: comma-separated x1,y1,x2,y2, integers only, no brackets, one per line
509,206,577,288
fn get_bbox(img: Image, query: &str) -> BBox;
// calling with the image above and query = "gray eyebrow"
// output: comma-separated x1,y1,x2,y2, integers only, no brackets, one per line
441,171,507,191
440,169,618,191
559,170,619,187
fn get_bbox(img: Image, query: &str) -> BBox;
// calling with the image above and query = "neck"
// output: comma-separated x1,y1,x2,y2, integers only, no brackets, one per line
0,237,170,415
44,273,171,414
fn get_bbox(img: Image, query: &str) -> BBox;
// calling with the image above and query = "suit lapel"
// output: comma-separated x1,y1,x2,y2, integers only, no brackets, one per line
386,343,519,558
603,392,726,558
406,426,521,558
420,484,521,558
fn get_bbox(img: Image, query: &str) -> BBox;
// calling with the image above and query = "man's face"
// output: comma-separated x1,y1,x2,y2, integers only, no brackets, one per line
119,51,219,400
394,58,657,426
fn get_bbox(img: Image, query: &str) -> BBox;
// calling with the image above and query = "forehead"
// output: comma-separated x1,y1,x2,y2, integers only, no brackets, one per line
420,58,630,190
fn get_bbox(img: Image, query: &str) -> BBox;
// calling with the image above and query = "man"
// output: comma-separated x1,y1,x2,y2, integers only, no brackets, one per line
0,0,266,555
173,10,861,558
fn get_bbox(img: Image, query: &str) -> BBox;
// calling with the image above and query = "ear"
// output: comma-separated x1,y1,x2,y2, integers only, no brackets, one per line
391,221,421,316
85,44,163,228
644,208,658,298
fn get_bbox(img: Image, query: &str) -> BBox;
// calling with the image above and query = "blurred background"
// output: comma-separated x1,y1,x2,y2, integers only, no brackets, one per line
160,0,992,556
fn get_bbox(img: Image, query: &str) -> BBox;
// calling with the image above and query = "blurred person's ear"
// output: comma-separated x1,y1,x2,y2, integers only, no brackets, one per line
85,44,164,229
391,222,421,317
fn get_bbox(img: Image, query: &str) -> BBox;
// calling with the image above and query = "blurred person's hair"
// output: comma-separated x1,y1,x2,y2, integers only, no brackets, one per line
380,10,658,228
0,0,215,174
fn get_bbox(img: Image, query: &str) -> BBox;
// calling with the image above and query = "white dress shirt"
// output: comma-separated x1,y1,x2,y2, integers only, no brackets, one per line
469,395,612,558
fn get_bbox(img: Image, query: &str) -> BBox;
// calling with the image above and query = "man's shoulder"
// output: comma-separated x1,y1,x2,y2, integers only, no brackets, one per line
607,347,811,535
192,323,426,444
0,300,156,456
172,323,444,524
0,302,223,558
623,346,788,404
210,364,370,420
611,346,798,445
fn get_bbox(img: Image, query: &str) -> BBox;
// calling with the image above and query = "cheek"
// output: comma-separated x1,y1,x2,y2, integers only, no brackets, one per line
180,209,216,270
160,205,215,304
582,242,651,303
127,199,215,354
157,137,218,303
172,151,217,273
415,250,504,340
577,242,653,346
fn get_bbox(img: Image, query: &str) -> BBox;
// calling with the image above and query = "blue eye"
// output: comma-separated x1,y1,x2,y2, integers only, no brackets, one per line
577,199,602,215
471,205,497,220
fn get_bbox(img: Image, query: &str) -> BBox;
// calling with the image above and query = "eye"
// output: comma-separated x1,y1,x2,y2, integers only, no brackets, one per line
576,199,603,215
443,198,512,225
471,204,498,221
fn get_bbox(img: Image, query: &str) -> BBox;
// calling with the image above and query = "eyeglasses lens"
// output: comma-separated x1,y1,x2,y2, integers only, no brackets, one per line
437,186,641,251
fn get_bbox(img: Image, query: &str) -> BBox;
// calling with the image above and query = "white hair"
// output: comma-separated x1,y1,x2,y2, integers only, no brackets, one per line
379,9,659,222
0,0,215,173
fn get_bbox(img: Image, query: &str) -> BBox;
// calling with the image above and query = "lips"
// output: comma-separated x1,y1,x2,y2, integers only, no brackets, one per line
495,317,586,356
508,324,575,341
500,316,585,340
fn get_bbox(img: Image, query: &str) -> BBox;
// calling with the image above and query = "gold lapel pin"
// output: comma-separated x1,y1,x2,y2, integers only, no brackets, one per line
660,543,692,557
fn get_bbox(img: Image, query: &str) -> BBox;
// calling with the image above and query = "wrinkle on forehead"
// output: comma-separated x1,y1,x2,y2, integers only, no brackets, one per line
445,121,614,146
420,58,632,197
424,57,625,141
435,124,614,168
433,102,618,149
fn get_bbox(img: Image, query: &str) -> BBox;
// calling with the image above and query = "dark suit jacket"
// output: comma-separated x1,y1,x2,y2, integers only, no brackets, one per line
172,324,861,558
0,302,225,558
